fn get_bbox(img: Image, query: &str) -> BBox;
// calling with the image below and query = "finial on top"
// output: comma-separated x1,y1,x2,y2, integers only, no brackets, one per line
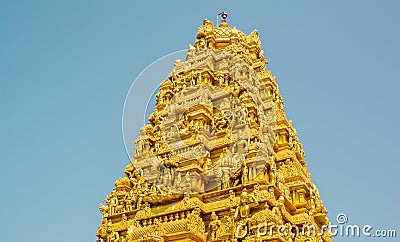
219,12,228,20
218,12,229,27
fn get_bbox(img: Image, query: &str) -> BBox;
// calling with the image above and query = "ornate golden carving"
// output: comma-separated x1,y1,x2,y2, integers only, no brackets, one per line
97,15,331,242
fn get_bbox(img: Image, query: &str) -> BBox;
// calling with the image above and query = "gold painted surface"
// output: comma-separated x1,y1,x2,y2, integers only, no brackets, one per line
97,15,331,242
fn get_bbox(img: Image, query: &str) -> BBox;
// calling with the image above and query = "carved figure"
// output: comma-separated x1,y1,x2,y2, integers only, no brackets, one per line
209,212,221,240
241,165,249,185
234,189,258,238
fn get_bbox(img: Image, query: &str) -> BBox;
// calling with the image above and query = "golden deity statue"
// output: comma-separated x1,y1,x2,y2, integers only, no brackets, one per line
97,13,331,242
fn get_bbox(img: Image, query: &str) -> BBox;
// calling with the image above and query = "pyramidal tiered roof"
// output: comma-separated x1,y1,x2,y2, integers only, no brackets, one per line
97,16,331,242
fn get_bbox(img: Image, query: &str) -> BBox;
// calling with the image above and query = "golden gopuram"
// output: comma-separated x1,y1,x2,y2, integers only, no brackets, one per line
97,13,331,242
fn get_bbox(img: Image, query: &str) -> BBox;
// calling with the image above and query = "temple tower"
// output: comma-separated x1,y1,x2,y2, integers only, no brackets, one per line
97,15,331,242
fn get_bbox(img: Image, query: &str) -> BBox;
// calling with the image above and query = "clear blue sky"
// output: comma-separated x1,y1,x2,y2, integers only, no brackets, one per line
1,0,399,241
